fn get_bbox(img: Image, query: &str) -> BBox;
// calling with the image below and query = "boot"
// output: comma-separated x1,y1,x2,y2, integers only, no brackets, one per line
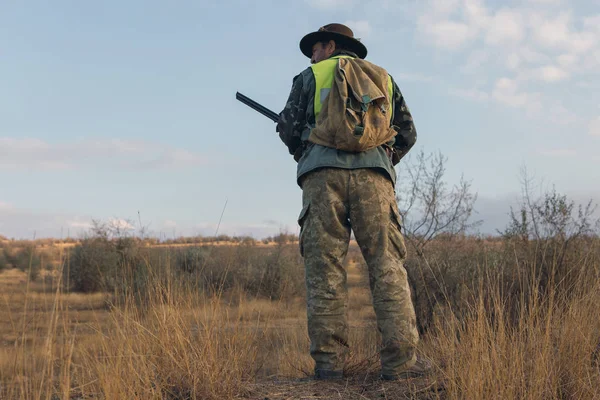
381,357,433,380
314,369,344,380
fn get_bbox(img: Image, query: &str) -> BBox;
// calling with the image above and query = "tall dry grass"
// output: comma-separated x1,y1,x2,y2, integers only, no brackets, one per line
1,237,600,399
0,247,303,399
426,256,600,399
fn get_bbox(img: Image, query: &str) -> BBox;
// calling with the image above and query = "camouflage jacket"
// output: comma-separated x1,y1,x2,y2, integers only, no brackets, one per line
277,51,417,187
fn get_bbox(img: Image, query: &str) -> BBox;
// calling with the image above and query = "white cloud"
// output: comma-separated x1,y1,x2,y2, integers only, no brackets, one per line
581,49,600,73
575,81,599,89
538,148,577,157
485,9,525,45
492,78,528,107
195,221,297,239
417,16,474,49
344,20,371,39
417,1,600,66
163,219,178,228
108,218,135,231
506,53,521,70
557,53,578,68
418,1,599,75
394,72,435,82
0,203,288,239
517,46,550,64
491,77,543,115
589,117,600,137
413,0,598,132
526,0,562,3
463,0,489,27
137,148,206,169
0,204,157,239
537,65,569,82
430,0,462,16
0,205,88,239
0,138,206,171
530,12,571,48
567,32,597,54
0,138,70,169
451,88,489,101
583,15,600,31
530,12,597,53
68,221,93,229
305,0,352,9
462,50,490,73
547,103,580,125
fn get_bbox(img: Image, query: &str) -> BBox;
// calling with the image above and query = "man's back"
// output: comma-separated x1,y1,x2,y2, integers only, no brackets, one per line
278,51,409,187
276,23,429,381
309,56,397,154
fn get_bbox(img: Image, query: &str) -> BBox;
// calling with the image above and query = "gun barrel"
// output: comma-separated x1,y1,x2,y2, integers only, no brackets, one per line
236,92,279,122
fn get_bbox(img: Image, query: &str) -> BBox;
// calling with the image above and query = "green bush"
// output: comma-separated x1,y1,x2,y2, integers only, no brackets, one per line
174,243,304,300
402,182,600,334
67,237,120,292
255,244,305,299
405,236,600,334
9,245,42,280
175,247,209,274
67,236,148,298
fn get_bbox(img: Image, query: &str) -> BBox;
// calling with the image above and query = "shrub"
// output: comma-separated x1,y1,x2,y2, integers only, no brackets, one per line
174,243,304,301
66,221,148,298
67,236,120,293
242,243,304,300
0,248,7,271
7,245,43,280
175,246,209,274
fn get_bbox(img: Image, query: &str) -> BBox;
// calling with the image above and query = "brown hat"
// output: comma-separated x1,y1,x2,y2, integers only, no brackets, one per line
299,23,367,60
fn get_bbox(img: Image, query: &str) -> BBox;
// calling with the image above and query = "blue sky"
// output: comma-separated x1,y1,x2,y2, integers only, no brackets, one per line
1,0,598,239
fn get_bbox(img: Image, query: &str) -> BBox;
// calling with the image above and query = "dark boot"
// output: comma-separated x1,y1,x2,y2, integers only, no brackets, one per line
381,357,433,380
315,369,344,380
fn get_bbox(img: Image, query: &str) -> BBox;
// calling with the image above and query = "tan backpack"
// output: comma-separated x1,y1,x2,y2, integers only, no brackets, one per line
308,57,396,152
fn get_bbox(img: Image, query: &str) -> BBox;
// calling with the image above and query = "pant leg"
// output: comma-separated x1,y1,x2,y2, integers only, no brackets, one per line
299,168,351,372
347,169,419,376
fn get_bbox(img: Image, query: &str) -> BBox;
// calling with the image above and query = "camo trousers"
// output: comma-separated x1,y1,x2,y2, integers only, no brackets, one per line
298,168,419,376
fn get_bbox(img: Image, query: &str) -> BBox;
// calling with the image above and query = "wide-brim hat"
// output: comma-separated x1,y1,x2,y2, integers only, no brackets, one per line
299,23,367,59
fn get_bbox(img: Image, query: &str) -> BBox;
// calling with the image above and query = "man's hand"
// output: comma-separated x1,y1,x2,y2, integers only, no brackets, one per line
383,144,396,164
293,146,304,162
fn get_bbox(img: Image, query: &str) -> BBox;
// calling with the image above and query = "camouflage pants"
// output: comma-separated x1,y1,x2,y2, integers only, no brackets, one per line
298,167,419,376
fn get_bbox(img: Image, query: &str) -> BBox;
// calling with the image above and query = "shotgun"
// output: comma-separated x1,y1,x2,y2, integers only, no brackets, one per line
235,92,279,122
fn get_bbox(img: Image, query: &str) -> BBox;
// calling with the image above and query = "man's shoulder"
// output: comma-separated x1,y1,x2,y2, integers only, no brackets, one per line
290,67,316,91
349,58,389,73
296,66,315,81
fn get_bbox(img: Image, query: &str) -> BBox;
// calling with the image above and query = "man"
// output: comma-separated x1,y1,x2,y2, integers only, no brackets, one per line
277,23,428,381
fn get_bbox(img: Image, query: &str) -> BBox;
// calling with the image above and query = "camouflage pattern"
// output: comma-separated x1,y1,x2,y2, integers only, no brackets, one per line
389,78,417,164
277,52,417,169
277,70,311,162
298,167,419,375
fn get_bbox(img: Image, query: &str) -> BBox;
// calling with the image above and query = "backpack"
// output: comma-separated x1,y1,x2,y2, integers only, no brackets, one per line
308,57,396,152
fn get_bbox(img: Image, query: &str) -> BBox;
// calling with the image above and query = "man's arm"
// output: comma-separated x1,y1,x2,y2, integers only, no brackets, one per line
389,77,417,165
277,73,308,161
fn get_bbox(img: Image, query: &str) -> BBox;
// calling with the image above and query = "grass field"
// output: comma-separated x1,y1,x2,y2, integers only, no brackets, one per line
1,235,599,399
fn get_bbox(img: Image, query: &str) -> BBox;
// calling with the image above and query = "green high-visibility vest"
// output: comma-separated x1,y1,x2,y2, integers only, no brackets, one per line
310,55,394,121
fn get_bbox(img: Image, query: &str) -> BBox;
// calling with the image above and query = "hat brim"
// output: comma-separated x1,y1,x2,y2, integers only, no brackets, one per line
300,31,367,59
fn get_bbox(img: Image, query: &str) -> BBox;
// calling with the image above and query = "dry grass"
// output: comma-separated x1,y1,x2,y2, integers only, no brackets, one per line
0,255,392,399
1,239,599,399
427,261,600,399
149,242,281,248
